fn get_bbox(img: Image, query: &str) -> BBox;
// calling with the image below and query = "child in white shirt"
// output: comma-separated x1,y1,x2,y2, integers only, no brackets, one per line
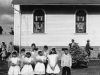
43,45,49,75
61,48,72,75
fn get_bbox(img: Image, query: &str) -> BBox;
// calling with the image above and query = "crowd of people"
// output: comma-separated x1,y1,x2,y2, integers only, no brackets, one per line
7,43,72,75
0,39,93,75
0,42,14,60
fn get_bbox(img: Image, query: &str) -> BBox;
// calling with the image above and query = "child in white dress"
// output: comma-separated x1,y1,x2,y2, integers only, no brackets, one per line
21,52,34,75
8,51,21,75
34,50,46,75
46,48,60,75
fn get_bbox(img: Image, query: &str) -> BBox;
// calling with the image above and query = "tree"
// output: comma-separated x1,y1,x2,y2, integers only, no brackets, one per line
0,26,3,35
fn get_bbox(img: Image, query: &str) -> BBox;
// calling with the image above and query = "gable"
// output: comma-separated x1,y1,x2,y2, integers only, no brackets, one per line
12,0,100,5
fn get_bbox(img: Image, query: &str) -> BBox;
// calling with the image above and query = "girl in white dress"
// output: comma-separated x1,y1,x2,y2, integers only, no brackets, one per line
8,51,21,75
21,52,35,75
34,50,46,75
46,48,60,75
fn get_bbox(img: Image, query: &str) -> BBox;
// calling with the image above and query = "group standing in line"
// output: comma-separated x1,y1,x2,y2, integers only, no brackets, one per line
8,43,72,75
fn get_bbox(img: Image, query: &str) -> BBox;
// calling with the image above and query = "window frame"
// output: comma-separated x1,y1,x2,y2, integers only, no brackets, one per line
33,9,46,34
75,9,87,33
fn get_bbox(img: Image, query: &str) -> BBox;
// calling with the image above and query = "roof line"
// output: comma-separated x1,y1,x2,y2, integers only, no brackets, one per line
12,4,100,5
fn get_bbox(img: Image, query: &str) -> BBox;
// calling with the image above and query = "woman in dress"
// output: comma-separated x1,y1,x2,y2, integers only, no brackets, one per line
21,52,35,75
8,51,21,75
1,42,7,51
46,48,60,75
34,50,46,75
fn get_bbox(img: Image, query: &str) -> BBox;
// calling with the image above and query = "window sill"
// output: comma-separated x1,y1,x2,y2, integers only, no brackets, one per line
74,33,88,35
32,33,46,34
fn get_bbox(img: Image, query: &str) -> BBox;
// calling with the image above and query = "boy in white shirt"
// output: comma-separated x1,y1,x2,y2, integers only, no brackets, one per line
61,48,72,75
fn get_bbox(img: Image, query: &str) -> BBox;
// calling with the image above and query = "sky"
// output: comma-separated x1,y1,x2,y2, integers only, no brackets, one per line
0,0,13,33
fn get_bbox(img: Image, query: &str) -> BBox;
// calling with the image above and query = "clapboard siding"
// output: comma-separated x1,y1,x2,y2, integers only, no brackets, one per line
14,5,100,47
18,13,100,46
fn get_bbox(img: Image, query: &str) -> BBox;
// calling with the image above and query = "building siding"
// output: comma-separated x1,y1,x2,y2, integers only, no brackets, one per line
14,5,100,47
13,5,100,59
18,13,100,47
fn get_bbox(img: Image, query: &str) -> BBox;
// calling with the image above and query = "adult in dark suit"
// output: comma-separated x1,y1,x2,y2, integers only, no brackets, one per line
85,40,93,57
69,39,76,49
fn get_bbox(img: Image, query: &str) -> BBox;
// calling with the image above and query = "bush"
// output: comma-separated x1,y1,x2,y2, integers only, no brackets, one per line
69,43,89,67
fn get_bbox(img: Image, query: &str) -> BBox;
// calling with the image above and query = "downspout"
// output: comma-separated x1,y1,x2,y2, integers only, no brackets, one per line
11,4,21,55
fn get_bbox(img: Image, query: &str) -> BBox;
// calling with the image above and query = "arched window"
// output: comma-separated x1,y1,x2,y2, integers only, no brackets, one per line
33,9,45,33
76,10,86,33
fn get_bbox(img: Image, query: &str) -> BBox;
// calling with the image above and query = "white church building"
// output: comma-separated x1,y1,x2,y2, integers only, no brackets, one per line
12,0,100,57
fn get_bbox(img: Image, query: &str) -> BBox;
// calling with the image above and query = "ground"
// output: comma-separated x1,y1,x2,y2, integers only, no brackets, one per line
0,60,100,75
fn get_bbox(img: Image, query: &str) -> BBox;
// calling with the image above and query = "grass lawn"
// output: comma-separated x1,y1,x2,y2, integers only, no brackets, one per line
0,60,8,75
0,60,100,75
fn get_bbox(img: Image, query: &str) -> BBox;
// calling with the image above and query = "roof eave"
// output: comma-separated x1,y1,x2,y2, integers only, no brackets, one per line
12,3,100,5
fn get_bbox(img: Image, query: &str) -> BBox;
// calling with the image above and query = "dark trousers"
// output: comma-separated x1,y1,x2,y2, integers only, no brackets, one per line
62,66,71,75
32,64,35,70
44,60,48,75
